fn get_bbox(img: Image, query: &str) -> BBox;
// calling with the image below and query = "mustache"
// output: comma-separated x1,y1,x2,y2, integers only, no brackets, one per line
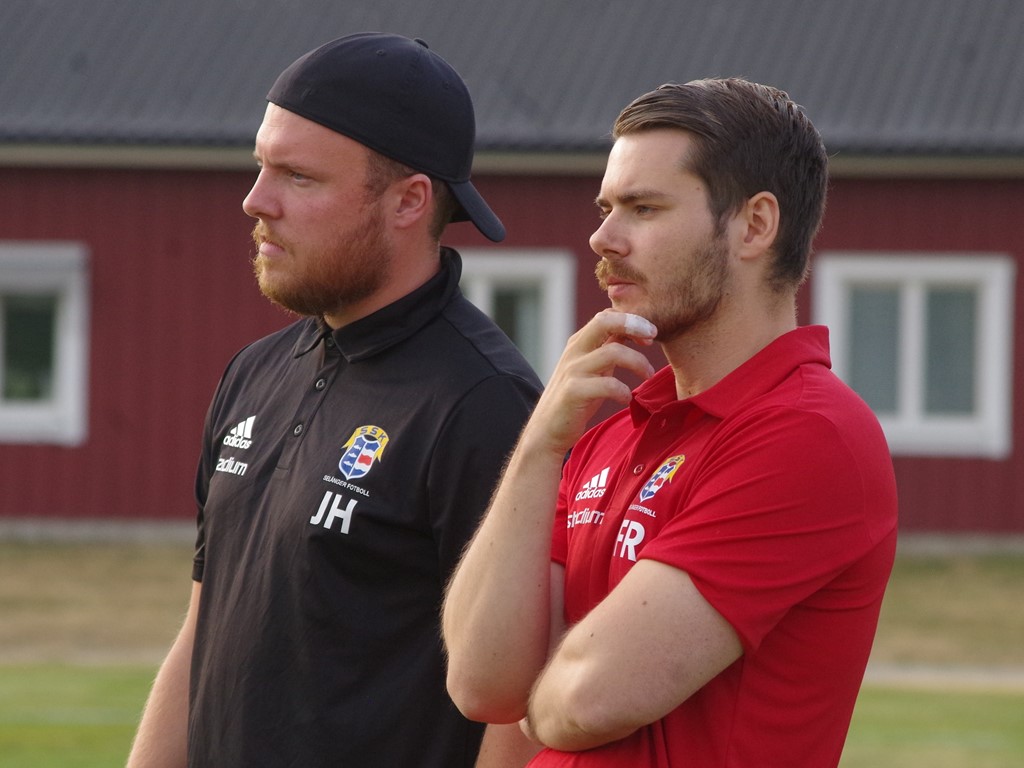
251,221,282,253
595,259,645,288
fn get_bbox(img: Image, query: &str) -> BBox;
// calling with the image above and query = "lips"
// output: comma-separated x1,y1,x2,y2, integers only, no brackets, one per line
606,282,636,304
252,224,286,258
259,239,286,257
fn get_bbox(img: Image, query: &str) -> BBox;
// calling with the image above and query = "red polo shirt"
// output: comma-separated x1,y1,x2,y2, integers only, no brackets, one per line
537,326,898,768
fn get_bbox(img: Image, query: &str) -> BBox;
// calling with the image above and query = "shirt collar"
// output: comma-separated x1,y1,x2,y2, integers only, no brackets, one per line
292,247,462,361
629,325,832,424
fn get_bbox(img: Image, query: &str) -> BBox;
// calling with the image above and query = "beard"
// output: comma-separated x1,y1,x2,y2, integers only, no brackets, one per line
595,231,729,342
251,201,392,319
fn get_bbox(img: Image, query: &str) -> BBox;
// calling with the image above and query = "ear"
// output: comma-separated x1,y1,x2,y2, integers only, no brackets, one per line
391,173,433,232
736,191,779,260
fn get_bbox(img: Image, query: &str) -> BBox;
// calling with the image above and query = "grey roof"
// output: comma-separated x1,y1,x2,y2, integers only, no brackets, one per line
2,0,1023,157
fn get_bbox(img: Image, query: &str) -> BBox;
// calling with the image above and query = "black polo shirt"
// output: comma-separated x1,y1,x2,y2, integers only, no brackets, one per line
188,249,541,768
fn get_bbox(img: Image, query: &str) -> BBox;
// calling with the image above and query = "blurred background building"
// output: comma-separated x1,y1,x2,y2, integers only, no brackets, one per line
0,0,1022,533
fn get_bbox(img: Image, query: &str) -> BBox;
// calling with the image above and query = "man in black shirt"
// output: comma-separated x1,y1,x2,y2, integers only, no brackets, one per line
127,33,541,768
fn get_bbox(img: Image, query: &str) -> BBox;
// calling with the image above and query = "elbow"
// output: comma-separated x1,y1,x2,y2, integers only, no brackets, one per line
529,675,637,752
446,666,530,725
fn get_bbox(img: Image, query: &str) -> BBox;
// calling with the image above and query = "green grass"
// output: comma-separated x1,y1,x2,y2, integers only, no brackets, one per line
0,542,1021,765
841,686,1024,767
0,664,153,768
1,666,1022,767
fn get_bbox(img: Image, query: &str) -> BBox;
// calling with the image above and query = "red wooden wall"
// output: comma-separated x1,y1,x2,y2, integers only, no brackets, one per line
0,167,281,522
0,167,1020,532
813,178,1024,532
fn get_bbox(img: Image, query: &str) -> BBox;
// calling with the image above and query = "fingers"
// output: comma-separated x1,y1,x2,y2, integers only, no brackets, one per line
577,310,657,351
566,310,657,381
572,339,655,388
619,312,658,344
524,311,659,456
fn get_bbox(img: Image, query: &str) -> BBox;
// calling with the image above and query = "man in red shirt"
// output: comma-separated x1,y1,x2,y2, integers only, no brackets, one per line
443,78,898,767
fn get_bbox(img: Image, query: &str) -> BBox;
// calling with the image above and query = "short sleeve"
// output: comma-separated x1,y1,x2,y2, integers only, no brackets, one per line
427,374,540,577
639,407,893,651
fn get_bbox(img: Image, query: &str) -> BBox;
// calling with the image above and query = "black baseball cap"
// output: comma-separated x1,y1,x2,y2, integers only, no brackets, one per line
267,32,505,242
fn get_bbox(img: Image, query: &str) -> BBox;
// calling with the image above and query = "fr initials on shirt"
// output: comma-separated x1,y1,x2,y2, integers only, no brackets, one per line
615,519,645,561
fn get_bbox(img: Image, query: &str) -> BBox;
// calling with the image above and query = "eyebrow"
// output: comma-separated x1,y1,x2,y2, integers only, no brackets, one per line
251,146,310,174
594,188,670,208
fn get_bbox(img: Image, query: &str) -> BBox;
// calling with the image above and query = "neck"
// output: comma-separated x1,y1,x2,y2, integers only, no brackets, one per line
322,241,442,330
660,300,797,400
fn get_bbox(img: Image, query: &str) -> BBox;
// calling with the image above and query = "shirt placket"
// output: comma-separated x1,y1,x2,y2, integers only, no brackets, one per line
276,337,345,471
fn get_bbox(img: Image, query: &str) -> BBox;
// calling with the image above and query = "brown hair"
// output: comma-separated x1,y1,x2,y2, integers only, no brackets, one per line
613,78,828,290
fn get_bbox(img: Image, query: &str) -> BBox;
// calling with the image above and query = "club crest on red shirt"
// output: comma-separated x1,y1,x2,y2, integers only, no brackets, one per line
639,454,685,502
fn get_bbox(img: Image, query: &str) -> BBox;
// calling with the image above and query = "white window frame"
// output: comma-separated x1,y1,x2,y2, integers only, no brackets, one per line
460,249,576,383
813,252,1015,459
0,241,90,445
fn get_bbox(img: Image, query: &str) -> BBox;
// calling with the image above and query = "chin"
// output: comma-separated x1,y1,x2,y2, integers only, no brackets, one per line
609,297,645,317
256,273,296,308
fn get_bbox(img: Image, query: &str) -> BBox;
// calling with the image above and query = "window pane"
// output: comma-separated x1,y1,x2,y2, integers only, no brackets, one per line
2,294,57,401
925,287,976,414
493,285,541,368
848,286,899,413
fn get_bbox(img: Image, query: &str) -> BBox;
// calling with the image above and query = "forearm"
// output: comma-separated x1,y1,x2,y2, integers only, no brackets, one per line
524,560,744,752
523,634,636,752
474,722,543,768
126,582,199,768
443,428,565,723
445,310,658,724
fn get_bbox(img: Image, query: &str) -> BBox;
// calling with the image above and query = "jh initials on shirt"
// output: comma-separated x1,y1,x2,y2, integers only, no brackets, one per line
310,490,358,534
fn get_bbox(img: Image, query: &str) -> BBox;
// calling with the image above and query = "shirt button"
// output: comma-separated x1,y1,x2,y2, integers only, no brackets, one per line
315,378,327,391
632,464,644,475
293,424,304,436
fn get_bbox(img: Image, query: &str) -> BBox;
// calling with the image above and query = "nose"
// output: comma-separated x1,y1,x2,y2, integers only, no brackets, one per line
242,170,276,220
589,213,625,259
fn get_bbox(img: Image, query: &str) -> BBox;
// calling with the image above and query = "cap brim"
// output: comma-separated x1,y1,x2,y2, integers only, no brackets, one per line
449,180,506,242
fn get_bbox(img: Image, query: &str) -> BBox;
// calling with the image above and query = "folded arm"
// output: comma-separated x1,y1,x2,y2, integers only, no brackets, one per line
522,559,742,751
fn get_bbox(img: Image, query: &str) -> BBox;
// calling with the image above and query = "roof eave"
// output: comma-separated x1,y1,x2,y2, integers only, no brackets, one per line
825,153,1024,179
3,143,1024,179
